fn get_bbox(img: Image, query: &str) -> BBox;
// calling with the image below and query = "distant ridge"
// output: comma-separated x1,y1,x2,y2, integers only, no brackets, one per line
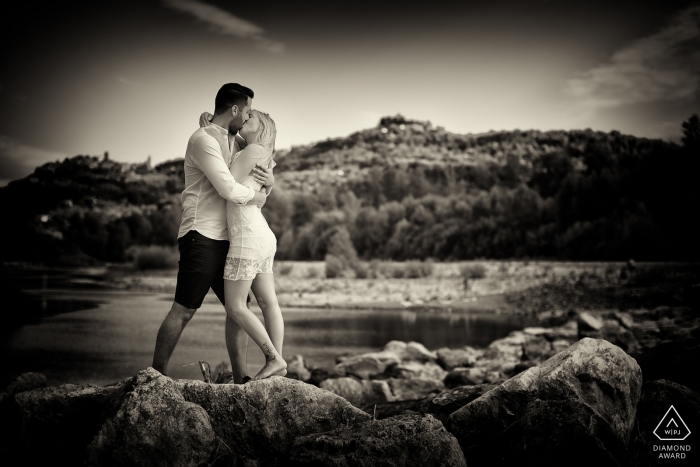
1,114,696,264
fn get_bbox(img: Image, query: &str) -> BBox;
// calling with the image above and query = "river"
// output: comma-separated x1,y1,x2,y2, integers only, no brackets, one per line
1,267,535,386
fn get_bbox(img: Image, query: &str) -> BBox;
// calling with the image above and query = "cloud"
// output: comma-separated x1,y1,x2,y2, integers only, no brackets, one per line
565,4,700,109
0,135,68,183
162,0,284,53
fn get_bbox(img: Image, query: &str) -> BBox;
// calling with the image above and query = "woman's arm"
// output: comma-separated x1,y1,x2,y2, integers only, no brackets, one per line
234,134,247,150
231,144,266,184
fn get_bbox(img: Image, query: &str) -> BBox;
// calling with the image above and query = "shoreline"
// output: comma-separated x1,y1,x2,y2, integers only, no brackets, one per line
5,261,698,320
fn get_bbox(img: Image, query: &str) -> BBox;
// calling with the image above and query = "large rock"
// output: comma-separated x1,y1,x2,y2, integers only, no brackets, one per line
286,354,312,382
361,399,425,420
15,378,130,450
436,347,479,370
383,340,437,362
482,333,525,361
289,414,466,466
335,355,386,380
525,320,578,341
384,360,448,380
448,338,642,467
0,372,46,402
320,377,394,407
386,377,444,401
577,311,604,332
87,369,215,467
583,318,641,353
444,367,486,388
521,335,553,361
417,384,498,425
177,376,370,462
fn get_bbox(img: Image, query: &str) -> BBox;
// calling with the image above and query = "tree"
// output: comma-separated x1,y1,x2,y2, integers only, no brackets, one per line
681,114,699,152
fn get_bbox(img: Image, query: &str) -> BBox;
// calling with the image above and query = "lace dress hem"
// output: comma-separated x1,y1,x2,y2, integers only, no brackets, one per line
223,256,274,281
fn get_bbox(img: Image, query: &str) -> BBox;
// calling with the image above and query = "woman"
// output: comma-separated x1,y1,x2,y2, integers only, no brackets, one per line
202,109,287,381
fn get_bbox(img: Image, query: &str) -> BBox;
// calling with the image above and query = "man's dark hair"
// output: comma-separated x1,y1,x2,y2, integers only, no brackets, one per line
214,83,254,115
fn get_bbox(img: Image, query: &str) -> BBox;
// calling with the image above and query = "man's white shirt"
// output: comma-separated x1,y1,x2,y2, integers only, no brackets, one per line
177,123,254,241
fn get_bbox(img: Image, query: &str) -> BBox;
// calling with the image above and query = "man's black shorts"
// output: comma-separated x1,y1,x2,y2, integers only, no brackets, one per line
174,230,230,309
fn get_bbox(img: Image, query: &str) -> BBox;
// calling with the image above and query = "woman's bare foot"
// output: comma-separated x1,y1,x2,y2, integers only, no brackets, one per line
253,348,287,380
253,362,287,380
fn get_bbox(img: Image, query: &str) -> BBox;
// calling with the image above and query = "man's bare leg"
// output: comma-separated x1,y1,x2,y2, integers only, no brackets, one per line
153,301,196,375
225,314,249,383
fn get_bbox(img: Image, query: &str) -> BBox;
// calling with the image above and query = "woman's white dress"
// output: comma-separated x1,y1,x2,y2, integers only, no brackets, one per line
223,147,277,281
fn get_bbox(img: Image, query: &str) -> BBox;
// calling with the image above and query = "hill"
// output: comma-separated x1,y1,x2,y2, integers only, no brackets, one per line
1,114,698,265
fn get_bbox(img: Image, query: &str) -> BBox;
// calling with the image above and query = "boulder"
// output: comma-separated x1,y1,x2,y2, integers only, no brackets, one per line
406,342,438,361
444,367,486,388
483,371,503,384
383,340,437,362
629,379,700,465
319,377,394,407
88,369,215,467
511,361,538,377
521,335,552,361
15,378,130,450
384,360,448,380
361,350,402,366
0,372,46,401
535,320,578,341
289,414,466,467
177,376,370,462
483,333,526,361
503,398,629,466
361,399,426,420
0,372,49,462
436,347,478,370
417,384,498,425
631,320,662,350
612,311,634,329
448,338,642,467
551,339,573,354
286,354,312,382
577,311,604,332
474,357,517,376
307,367,337,387
335,355,386,380
386,377,444,401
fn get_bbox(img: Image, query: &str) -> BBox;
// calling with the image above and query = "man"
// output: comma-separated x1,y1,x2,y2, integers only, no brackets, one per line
152,83,274,383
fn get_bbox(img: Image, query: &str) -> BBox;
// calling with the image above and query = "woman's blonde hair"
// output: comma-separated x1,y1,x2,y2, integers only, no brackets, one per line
249,110,276,157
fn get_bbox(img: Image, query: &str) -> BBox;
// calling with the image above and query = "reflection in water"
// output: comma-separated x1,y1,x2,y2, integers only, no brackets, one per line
285,310,532,351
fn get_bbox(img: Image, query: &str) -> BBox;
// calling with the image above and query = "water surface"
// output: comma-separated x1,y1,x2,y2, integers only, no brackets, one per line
2,269,534,385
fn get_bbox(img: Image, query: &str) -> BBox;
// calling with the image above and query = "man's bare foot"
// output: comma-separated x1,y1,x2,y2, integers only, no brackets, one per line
252,358,287,380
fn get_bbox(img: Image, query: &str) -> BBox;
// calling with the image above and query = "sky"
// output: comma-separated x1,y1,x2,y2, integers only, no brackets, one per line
1,0,698,184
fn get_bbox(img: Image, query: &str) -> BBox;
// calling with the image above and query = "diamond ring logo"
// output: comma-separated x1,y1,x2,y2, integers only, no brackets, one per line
654,406,691,441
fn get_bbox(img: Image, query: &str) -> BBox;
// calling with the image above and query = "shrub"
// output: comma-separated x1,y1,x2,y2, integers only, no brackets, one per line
460,263,487,279
131,245,179,270
306,265,321,278
279,263,294,275
325,254,345,278
404,259,433,278
353,261,371,279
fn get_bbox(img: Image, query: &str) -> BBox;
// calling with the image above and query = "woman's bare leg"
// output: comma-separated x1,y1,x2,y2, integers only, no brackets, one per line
251,273,284,356
224,278,286,380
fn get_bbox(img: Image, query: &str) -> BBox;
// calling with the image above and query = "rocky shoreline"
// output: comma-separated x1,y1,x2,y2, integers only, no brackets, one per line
1,305,698,466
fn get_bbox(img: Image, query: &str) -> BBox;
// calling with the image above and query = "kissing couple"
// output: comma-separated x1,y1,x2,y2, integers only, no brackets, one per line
152,83,287,382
